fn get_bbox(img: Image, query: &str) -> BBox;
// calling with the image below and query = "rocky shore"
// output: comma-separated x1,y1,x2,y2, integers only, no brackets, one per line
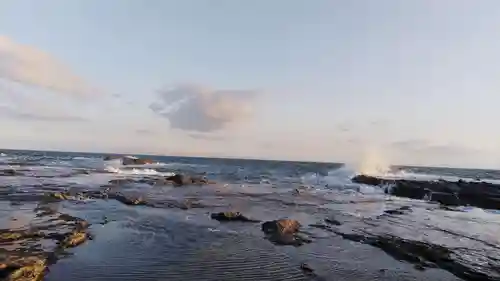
0,153,497,281
352,174,500,210
0,201,91,281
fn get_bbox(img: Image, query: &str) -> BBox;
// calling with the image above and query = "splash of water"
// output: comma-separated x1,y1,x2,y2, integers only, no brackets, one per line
353,147,391,176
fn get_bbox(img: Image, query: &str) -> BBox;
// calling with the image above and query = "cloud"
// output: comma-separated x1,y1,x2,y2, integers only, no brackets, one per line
0,104,87,122
0,36,95,96
187,132,225,141
388,139,495,167
149,85,256,132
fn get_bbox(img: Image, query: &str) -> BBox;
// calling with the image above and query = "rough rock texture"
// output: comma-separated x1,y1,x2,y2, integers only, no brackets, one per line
0,206,91,281
165,174,210,186
352,174,500,210
261,219,310,246
210,212,259,222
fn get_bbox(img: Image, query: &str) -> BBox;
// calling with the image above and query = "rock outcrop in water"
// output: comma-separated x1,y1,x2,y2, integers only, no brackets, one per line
0,206,91,281
103,155,155,165
261,219,311,246
352,174,500,210
165,174,211,186
210,212,259,222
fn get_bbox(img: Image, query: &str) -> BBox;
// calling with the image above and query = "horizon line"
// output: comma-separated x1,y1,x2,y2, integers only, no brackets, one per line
0,147,497,172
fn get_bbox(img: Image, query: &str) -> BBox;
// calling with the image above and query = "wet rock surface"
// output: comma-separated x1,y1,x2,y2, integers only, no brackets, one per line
0,201,90,281
210,212,259,222
352,174,500,210
0,151,498,281
261,219,312,246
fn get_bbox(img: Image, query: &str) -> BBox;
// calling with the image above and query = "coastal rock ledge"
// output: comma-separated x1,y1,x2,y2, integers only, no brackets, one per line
351,174,500,210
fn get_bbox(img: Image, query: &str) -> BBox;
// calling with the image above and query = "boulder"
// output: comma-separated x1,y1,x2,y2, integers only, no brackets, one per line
165,174,209,186
121,156,154,165
261,219,309,246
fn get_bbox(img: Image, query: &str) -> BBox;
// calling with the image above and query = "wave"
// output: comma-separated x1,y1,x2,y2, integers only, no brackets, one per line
104,166,174,177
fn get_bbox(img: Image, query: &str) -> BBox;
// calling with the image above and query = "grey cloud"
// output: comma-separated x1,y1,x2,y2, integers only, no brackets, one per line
188,132,226,141
150,85,256,132
0,36,96,96
390,139,479,154
135,129,158,135
0,105,87,122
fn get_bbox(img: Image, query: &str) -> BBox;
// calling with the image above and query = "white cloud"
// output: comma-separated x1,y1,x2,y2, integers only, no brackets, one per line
149,85,256,132
0,36,96,96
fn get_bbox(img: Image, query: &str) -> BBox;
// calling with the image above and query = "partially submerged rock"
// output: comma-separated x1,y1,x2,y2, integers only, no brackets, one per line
352,174,500,210
210,212,259,222
261,219,310,246
0,206,91,281
0,255,47,281
0,169,16,176
59,231,87,248
108,193,147,206
121,156,154,166
103,155,155,165
165,174,211,186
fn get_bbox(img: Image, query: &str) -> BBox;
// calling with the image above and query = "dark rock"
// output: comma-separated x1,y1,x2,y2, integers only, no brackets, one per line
428,192,460,206
166,174,192,186
165,174,210,186
300,263,315,275
325,217,342,225
122,157,154,165
0,169,16,176
383,206,412,216
108,194,147,206
351,174,500,210
103,155,120,161
210,212,259,222
336,232,497,281
352,174,390,186
108,178,136,185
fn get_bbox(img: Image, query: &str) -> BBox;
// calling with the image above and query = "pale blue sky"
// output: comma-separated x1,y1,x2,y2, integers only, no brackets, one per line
0,0,499,168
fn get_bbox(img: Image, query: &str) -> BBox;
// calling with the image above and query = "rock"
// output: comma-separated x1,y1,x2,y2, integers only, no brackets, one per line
383,206,412,216
49,192,70,200
0,209,91,281
351,174,500,210
59,231,88,248
325,217,342,225
261,219,309,246
108,178,136,185
0,256,47,281
121,156,154,165
109,194,147,206
0,169,16,176
165,174,210,186
166,174,191,186
262,219,301,234
300,263,315,275
210,212,259,222
352,174,389,186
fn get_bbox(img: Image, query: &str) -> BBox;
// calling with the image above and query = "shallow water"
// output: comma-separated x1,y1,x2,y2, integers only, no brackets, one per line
0,149,499,281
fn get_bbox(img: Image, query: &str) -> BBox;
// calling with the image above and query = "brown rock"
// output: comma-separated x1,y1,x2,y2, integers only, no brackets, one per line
262,219,301,235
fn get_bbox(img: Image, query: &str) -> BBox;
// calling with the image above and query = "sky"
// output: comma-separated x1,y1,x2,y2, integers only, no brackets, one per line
0,0,499,168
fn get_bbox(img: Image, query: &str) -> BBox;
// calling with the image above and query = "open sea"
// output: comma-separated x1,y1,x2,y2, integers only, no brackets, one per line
0,149,499,281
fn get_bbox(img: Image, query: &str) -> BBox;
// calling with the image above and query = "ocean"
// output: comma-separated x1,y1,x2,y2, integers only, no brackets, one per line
0,149,499,281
